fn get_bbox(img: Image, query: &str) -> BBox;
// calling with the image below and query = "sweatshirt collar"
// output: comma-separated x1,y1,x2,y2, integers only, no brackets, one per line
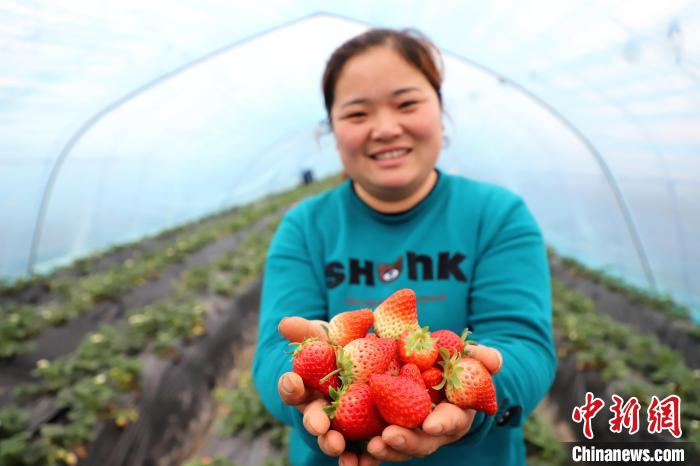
344,169,445,224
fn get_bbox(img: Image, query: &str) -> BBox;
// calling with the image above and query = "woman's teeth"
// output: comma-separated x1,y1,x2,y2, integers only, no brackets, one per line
373,149,409,160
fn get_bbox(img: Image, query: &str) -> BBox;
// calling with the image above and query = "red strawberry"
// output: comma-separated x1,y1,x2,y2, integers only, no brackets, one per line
369,373,432,428
373,289,419,339
375,337,398,368
432,328,473,358
398,326,439,371
421,366,445,404
384,357,401,376
324,383,387,440
291,338,340,397
332,337,392,384
399,363,425,388
326,309,374,346
436,349,497,415
368,333,401,375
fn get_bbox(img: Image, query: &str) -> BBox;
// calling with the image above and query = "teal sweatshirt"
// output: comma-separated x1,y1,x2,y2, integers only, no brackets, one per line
253,170,556,466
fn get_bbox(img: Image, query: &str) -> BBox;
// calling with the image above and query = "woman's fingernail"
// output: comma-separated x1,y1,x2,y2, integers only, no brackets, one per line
282,375,295,394
388,435,405,447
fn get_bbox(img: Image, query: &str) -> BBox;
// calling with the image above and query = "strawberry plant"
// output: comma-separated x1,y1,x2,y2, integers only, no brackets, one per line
183,457,238,466
523,411,567,466
0,406,29,438
214,373,283,439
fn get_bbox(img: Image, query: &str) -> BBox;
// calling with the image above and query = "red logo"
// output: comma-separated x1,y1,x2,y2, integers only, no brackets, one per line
572,392,606,439
609,394,641,435
572,392,683,439
647,395,682,438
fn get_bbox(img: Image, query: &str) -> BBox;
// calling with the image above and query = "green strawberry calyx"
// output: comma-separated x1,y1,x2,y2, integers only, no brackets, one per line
288,337,319,358
319,346,354,385
403,326,438,356
459,328,478,357
323,385,348,419
434,348,463,391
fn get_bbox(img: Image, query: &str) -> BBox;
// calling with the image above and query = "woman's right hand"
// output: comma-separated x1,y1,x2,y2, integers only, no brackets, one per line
277,317,348,459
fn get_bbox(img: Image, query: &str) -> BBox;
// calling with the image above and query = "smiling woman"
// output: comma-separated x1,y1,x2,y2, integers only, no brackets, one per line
253,27,556,466
324,29,444,212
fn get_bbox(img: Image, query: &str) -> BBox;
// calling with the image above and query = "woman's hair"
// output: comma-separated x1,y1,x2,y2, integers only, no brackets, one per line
321,28,444,123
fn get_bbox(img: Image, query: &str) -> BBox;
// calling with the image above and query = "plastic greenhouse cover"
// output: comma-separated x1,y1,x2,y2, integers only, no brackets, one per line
0,1,698,320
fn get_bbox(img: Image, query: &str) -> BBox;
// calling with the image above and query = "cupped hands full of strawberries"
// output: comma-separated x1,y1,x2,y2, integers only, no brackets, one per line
287,288,498,444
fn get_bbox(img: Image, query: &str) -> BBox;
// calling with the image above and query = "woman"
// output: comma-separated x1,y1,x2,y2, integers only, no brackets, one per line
253,28,556,466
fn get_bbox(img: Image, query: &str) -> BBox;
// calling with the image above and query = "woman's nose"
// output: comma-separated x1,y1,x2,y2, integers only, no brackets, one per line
370,111,402,140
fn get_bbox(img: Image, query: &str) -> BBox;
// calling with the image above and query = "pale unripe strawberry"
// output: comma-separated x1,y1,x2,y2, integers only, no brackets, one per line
335,336,393,384
373,289,419,339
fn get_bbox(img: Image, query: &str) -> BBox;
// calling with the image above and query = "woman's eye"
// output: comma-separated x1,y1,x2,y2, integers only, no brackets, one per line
399,100,418,109
345,112,366,119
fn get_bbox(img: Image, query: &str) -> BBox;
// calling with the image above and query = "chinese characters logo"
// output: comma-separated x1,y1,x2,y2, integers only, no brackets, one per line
571,392,682,439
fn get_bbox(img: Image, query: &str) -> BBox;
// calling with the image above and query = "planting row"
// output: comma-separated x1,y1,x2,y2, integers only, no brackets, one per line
0,177,340,359
0,208,285,464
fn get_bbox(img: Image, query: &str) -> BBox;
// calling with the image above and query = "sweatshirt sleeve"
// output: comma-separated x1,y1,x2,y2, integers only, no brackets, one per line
252,208,328,446
462,193,556,441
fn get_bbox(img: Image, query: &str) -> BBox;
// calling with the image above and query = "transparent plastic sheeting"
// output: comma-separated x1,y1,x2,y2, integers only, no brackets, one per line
0,2,698,319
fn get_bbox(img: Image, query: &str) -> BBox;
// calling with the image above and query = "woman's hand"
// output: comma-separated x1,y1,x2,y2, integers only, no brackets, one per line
277,316,348,458
341,344,503,464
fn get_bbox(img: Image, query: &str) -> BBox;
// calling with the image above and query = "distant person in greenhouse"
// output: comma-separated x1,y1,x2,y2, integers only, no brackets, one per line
253,28,555,466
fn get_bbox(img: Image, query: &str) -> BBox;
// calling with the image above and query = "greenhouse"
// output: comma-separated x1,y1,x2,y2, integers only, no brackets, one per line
0,1,698,465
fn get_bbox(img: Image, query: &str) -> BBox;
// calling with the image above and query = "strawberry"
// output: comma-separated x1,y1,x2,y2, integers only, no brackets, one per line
291,338,340,397
398,326,439,371
421,366,445,404
324,383,387,440
369,373,432,428
367,332,399,374
436,349,497,415
399,363,425,388
328,336,392,384
384,357,401,376
373,289,419,340
326,309,374,346
432,328,473,358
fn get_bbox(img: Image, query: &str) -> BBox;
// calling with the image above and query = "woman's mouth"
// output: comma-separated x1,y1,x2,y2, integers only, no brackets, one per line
370,148,411,160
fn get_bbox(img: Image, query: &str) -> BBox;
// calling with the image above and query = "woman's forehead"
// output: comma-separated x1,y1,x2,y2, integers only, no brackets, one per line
334,48,432,104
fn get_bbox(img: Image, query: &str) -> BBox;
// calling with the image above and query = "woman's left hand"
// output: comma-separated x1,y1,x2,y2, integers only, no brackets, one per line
363,403,475,462
338,344,502,465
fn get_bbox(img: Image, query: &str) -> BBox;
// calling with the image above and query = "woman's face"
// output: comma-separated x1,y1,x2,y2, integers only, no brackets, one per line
330,46,443,200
